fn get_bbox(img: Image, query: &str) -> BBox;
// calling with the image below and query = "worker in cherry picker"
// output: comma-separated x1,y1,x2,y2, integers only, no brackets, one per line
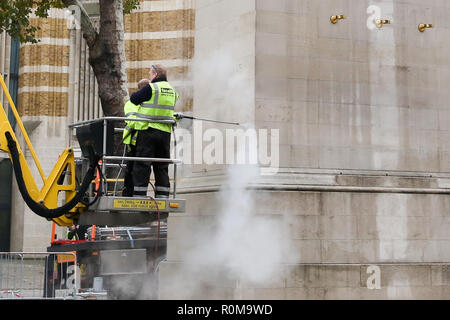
123,64,179,199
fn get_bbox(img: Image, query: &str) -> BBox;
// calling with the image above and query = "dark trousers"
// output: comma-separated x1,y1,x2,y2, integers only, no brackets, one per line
132,127,171,198
122,144,136,197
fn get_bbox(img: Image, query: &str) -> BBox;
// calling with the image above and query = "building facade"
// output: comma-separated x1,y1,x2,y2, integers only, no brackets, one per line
159,0,450,299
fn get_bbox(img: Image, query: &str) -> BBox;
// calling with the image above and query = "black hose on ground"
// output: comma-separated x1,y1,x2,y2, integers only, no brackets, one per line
6,131,99,219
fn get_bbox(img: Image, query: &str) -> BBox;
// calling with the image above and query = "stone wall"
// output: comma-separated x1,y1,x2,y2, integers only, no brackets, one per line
159,0,450,299
124,0,195,111
255,0,450,172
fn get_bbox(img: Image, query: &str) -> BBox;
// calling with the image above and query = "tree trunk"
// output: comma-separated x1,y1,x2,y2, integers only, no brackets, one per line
63,0,129,117
90,0,129,117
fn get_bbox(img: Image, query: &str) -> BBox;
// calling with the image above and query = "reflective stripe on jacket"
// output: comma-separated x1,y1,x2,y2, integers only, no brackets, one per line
132,81,179,133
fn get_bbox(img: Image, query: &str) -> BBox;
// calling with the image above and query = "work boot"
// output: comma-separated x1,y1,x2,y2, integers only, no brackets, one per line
121,187,133,197
155,186,170,199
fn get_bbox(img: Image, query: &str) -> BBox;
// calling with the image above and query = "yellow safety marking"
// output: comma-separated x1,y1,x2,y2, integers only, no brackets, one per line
113,198,166,210
169,202,179,208
57,252,76,263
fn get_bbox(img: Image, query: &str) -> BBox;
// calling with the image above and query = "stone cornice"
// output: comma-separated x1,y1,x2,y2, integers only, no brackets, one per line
176,167,450,195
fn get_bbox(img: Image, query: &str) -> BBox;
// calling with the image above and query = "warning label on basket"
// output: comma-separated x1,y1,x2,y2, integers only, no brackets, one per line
113,199,166,210
57,251,76,263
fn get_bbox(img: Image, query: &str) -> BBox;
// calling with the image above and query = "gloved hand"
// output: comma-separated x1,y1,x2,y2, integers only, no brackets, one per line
174,113,184,120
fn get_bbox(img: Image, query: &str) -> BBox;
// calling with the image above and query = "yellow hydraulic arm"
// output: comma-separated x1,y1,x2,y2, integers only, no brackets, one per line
0,73,89,227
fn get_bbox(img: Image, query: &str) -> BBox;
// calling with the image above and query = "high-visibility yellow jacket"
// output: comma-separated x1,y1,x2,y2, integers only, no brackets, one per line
123,81,178,145
66,228,79,240
122,100,140,145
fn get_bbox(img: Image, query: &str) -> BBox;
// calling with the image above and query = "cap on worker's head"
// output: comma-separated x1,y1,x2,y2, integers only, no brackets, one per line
151,64,167,79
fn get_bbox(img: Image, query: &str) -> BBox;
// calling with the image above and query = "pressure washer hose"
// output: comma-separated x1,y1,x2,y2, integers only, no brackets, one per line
6,131,99,219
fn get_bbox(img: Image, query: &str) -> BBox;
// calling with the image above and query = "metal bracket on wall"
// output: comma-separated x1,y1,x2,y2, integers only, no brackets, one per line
376,19,391,28
330,15,346,24
419,24,434,32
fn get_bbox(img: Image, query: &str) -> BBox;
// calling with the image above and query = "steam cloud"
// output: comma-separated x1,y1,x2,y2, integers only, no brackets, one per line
141,43,290,299
186,162,286,284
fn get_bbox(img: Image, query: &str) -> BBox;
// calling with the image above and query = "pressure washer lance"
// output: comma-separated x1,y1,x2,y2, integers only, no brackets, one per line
174,113,240,126
121,113,240,143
